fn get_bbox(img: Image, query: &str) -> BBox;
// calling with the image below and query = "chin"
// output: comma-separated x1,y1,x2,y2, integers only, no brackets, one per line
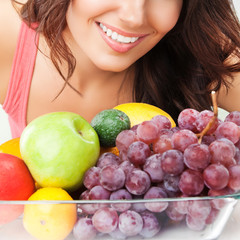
92,57,136,73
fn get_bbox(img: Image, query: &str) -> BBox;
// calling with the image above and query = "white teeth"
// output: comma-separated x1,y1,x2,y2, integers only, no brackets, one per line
102,25,108,32
111,32,118,40
99,23,139,44
117,35,124,42
106,29,112,37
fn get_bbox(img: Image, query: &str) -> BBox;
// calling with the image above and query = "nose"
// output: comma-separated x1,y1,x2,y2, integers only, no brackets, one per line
118,0,146,28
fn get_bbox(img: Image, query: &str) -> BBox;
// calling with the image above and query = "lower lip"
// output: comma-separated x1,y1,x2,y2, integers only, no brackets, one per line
97,24,145,53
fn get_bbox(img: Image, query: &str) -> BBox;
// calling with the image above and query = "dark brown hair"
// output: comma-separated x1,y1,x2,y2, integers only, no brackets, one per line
12,0,240,121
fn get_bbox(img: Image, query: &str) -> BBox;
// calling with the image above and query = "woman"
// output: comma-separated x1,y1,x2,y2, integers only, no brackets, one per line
0,0,240,138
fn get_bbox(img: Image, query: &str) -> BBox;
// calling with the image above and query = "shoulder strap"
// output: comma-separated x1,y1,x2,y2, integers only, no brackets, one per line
2,21,39,138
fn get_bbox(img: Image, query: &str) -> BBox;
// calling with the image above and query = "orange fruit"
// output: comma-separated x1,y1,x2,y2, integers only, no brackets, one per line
0,153,35,225
114,102,176,127
0,137,22,159
23,187,77,240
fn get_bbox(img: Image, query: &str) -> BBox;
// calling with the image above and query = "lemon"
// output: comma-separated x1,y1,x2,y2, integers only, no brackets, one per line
91,109,130,147
0,137,22,159
23,187,77,240
114,102,176,127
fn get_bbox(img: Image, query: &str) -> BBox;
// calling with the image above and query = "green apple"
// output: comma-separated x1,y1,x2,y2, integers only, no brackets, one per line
20,112,100,192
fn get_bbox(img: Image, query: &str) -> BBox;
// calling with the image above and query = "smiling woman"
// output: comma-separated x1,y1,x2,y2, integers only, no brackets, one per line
0,0,240,144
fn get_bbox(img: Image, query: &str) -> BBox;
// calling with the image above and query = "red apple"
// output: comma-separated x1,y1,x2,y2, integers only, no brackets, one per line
0,153,35,225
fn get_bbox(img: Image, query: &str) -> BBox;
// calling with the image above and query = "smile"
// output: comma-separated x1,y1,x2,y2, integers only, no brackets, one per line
99,23,139,44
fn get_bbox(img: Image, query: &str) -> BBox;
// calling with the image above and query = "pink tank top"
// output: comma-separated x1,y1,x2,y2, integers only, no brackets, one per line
2,21,39,138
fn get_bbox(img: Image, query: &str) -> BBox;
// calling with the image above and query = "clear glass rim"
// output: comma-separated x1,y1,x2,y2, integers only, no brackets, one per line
1,193,240,204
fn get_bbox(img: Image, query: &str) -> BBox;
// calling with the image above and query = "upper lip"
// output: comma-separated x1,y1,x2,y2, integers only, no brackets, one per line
97,21,149,38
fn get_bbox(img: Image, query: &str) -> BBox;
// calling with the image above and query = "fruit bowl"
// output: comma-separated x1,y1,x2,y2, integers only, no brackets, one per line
1,193,240,240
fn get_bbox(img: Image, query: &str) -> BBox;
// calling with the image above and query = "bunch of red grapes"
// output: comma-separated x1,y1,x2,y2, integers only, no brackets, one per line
73,109,240,240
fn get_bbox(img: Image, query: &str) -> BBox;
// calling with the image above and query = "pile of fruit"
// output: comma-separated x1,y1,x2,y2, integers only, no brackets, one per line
74,106,240,239
1,96,240,240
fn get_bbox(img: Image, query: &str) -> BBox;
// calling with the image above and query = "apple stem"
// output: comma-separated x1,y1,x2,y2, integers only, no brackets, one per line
197,91,218,144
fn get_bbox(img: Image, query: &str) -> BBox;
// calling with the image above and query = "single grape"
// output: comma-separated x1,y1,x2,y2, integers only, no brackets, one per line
208,188,234,210
89,184,110,199
186,214,206,231
144,187,169,213
139,210,161,238
219,138,237,153
177,108,199,132
78,190,100,215
151,115,172,130
171,129,198,152
209,138,236,167
215,121,240,144
183,143,211,171
228,165,240,192
179,169,204,196
116,130,137,153
203,164,229,190
201,135,216,145
92,207,119,233
152,134,173,153
119,160,135,176
110,189,132,212
161,149,184,176
173,195,189,214
83,166,101,189
88,185,111,210
163,174,180,193
73,217,97,240
97,152,121,168
205,208,220,225
187,200,212,221
100,165,126,191
127,141,151,166
224,111,240,126
137,120,159,144
165,202,185,222
143,153,164,183
195,110,219,135
125,169,151,195
118,210,143,237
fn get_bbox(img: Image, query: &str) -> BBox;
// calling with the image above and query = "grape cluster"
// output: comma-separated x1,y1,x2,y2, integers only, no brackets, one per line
73,109,240,240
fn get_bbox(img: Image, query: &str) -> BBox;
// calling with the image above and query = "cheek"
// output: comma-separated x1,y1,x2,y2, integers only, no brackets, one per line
70,0,114,17
149,3,183,35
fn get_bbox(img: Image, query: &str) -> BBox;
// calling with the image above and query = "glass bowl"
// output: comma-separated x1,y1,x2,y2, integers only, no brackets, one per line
0,193,240,240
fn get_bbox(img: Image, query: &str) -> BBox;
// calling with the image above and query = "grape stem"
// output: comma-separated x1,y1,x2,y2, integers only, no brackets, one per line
196,91,218,143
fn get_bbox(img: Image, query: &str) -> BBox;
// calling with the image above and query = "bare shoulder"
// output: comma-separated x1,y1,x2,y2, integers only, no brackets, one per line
217,55,240,112
0,0,23,104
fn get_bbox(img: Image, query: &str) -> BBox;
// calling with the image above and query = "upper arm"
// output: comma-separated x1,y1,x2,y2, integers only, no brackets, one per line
0,0,22,104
